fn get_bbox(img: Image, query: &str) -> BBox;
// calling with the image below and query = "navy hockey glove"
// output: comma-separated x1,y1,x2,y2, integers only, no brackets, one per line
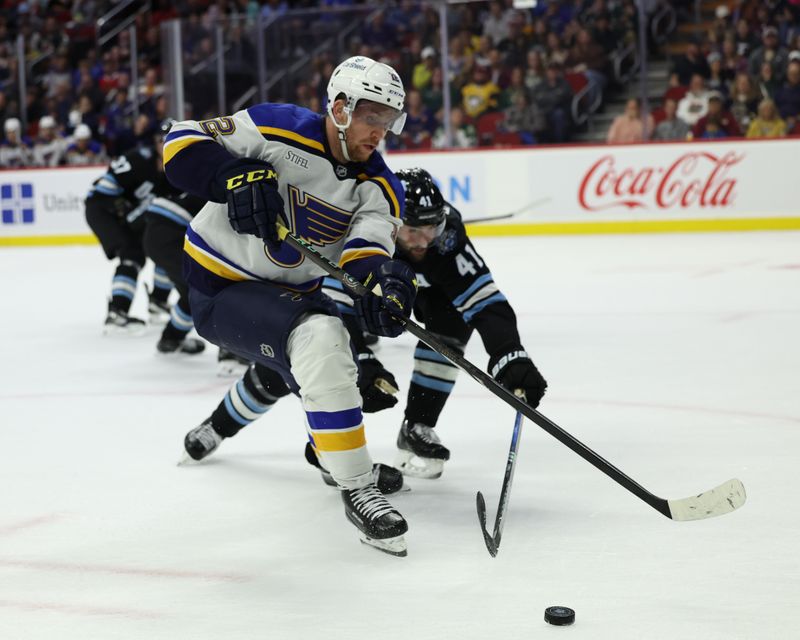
489,348,547,408
355,260,417,338
218,159,284,245
358,352,399,413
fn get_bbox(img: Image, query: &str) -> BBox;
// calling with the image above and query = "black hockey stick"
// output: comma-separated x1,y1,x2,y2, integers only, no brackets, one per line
276,224,747,522
462,197,550,225
476,410,524,557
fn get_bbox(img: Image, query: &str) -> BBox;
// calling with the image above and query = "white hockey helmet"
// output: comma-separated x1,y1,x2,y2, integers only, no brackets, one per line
326,56,407,135
74,123,92,140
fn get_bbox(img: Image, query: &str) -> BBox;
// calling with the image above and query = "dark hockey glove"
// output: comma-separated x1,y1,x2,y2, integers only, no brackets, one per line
358,353,399,413
218,159,284,246
489,348,547,408
354,260,417,338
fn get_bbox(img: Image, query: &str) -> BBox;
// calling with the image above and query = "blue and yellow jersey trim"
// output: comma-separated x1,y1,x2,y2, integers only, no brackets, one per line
257,126,325,155
339,238,391,269
249,103,327,156
183,228,256,282
184,227,322,293
163,129,215,165
357,173,402,219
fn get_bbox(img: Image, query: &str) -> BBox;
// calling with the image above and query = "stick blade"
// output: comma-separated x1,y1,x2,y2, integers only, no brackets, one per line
475,492,498,557
667,478,747,521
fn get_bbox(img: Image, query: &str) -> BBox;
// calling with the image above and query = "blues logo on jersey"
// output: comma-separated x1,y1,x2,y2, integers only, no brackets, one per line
265,185,355,267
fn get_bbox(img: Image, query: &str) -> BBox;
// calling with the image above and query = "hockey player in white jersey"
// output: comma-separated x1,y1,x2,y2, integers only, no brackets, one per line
32,116,67,167
164,56,416,556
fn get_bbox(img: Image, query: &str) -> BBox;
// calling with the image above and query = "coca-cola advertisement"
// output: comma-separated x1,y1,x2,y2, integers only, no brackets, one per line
388,139,800,229
578,150,743,212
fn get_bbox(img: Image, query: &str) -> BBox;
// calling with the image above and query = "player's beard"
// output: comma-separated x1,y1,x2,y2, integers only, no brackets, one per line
346,135,378,163
398,241,428,262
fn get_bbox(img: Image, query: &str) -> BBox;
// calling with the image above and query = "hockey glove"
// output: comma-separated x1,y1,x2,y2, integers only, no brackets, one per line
489,348,547,408
218,159,285,246
358,352,399,413
354,260,417,338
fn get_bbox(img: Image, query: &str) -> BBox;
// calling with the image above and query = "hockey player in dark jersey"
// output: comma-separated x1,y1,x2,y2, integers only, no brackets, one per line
325,168,547,479
85,124,174,332
141,122,207,355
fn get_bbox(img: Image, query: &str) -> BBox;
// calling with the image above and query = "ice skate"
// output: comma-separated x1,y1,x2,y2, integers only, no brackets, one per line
341,483,408,557
395,419,450,479
180,419,222,464
148,297,171,325
304,443,405,494
103,306,146,336
157,335,206,355
217,348,250,377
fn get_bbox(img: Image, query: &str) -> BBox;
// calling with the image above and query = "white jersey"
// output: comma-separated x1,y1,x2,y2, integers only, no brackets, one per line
164,102,404,293
0,141,33,168
32,136,67,167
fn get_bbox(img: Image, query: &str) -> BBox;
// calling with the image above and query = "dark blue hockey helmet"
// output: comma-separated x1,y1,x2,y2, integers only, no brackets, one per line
396,168,448,229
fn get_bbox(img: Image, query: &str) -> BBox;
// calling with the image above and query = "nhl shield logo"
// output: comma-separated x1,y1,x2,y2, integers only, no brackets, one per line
335,165,347,178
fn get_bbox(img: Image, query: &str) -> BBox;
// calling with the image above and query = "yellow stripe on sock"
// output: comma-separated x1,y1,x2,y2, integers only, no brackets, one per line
312,426,366,452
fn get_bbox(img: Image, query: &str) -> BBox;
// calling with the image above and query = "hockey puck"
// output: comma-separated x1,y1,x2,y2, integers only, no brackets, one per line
544,606,575,626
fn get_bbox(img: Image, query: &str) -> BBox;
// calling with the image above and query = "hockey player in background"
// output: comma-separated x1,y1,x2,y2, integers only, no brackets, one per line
325,168,547,479
65,124,108,166
141,120,207,355
85,123,174,332
32,116,67,167
0,118,33,167
164,56,415,556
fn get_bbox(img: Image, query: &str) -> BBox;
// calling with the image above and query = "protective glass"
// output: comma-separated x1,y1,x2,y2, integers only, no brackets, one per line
401,220,445,244
353,103,407,134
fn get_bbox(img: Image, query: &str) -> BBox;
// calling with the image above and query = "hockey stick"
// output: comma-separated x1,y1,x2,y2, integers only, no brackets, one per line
476,410,524,557
462,197,551,225
276,224,747,522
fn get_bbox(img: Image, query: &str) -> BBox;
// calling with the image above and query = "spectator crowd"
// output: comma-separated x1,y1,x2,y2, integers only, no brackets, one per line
607,1,800,143
2,0,800,169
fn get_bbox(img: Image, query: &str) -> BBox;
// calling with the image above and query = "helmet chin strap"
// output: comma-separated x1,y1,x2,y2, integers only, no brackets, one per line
330,106,353,162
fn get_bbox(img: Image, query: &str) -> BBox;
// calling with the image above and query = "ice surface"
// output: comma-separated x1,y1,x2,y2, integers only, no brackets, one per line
1,231,798,639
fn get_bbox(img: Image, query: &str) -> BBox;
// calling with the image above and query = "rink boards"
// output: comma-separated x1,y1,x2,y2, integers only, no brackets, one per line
1,137,799,246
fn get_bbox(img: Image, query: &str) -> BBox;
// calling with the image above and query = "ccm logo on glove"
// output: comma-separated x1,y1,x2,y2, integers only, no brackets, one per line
216,158,285,246
225,168,278,190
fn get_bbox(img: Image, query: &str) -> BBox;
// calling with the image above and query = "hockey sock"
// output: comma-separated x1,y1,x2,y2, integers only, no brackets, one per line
110,259,142,313
151,266,172,304
405,343,461,426
209,363,291,438
160,298,193,342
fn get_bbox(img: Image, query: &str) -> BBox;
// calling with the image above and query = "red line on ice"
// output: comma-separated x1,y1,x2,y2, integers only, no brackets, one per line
0,514,64,536
0,598,165,619
0,558,251,583
0,381,230,401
